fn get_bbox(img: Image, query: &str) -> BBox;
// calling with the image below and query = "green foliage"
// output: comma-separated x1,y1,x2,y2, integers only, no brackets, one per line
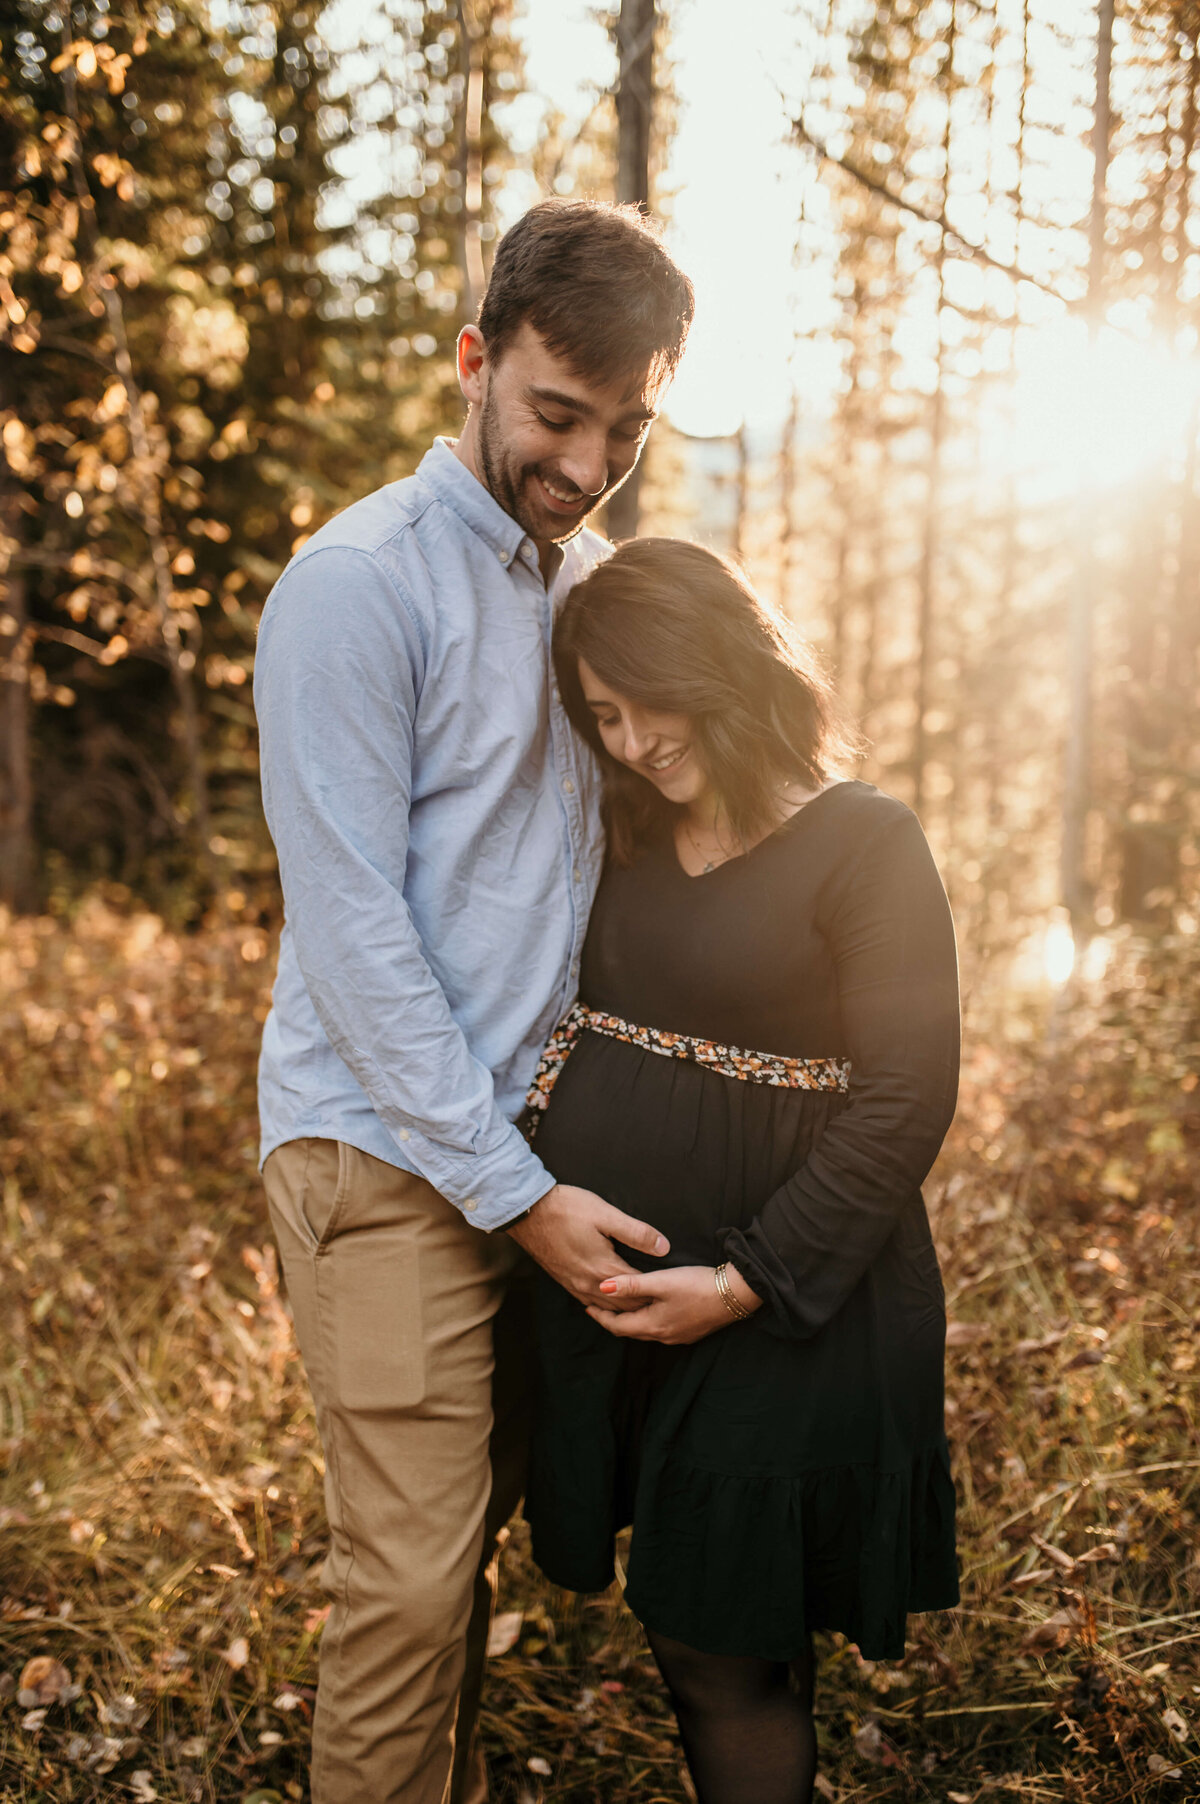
0,0,521,910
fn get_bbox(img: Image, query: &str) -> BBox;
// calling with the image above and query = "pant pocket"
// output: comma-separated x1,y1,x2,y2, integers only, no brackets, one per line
324,1223,426,1411
299,1139,353,1251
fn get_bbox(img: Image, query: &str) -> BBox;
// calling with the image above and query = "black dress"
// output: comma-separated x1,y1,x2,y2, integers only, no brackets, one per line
524,781,961,1662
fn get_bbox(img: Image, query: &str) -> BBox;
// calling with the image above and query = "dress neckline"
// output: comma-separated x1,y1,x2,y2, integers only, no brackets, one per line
669,779,860,882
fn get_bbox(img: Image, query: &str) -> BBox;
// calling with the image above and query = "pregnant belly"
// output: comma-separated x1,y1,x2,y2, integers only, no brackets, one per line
533,1034,834,1268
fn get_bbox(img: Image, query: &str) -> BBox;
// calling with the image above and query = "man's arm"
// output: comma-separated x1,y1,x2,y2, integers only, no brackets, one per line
255,545,664,1299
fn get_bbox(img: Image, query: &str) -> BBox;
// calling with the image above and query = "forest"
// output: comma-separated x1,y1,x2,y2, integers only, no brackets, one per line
0,0,1197,1798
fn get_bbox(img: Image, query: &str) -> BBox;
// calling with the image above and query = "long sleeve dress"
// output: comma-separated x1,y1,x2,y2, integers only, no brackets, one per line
523,780,961,1663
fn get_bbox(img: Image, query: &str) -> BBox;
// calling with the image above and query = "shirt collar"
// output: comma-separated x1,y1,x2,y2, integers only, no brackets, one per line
416,437,527,567
416,438,567,588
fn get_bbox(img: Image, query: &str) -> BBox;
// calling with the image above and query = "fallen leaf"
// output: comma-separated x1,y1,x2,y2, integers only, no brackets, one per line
91,1734,124,1774
1148,1754,1183,1778
903,1636,958,1688
945,1320,988,1347
17,1655,72,1705
854,1715,897,1765
1031,1534,1077,1572
222,1637,250,1670
98,1693,140,1727
273,1690,304,1712
1013,1330,1068,1357
20,1708,47,1731
1074,1541,1119,1565
1020,1598,1092,1655
486,1610,523,1658
1162,1705,1189,1742
527,1755,552,1776
1009,1565,1057,1591
129,1773,158,1802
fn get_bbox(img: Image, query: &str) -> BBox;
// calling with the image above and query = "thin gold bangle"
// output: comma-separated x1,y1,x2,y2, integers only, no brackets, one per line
714,1261,752,1321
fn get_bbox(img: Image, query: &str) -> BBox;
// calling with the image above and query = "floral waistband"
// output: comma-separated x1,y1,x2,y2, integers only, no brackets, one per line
523,1000,851,1138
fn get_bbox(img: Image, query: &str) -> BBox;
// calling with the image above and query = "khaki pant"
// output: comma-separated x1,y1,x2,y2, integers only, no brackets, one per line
263,1139,533,1804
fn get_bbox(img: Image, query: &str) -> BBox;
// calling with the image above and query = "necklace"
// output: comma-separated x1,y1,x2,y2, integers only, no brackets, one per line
682,812,742,874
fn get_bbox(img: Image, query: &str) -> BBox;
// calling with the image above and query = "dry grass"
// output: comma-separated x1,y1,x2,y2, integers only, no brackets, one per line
0,895,1197,1802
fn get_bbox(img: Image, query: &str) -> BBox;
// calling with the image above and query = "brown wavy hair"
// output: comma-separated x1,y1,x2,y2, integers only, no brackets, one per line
478,199,694,391
553,538,858,865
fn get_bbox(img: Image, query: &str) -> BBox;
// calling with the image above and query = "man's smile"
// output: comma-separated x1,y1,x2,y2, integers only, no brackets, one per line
532,471,593,516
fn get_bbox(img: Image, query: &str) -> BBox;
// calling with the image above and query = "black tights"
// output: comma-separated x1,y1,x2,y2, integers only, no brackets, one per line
646,1626,818,1804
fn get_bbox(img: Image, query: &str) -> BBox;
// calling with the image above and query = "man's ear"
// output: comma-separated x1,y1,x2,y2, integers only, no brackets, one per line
457,325,487,406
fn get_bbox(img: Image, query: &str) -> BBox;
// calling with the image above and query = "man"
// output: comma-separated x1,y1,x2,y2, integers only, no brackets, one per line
254,199,694,1804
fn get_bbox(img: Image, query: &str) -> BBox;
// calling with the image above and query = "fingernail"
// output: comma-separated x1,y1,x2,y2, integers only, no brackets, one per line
654,1235,668,1254
599,1279,617,1293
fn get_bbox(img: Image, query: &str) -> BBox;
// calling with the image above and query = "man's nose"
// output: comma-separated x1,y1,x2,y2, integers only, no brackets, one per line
557,431,609,498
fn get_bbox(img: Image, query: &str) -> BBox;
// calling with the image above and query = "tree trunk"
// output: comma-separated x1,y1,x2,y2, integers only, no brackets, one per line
605,0,656,543
1062,0,1114,937
61,34,221,904
777,386,799,612
732,422,749,565
912,2,956,820
0,484,34,912
456,0,487,318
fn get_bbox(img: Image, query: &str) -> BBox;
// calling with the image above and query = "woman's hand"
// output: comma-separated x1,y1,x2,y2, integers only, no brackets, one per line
586,1264,762,1345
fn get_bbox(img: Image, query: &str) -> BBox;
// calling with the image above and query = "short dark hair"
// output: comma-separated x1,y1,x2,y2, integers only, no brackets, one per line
553,539,860,866
478,199,694,390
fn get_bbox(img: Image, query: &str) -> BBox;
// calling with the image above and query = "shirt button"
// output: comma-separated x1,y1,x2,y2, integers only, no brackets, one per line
399,1129,411,1142
562,778,575,795
522,539,535,559
462,1196,478,1213
497,549,509,565
573,866,582,882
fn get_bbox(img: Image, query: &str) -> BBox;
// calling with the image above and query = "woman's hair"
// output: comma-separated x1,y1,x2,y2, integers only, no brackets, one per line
553,538,859,865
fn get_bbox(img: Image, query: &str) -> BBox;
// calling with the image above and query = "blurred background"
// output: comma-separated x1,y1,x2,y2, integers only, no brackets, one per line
1,4,1198,1801
4,0,1198,997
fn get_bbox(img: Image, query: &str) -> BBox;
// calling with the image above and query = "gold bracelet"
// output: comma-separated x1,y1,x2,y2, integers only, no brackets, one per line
714,1261,752,1321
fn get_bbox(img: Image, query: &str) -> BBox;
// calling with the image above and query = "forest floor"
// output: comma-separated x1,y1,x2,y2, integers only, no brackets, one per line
0,895,1197,1803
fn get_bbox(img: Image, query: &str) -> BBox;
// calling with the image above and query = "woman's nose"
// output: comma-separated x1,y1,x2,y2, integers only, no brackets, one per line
621,718,654,762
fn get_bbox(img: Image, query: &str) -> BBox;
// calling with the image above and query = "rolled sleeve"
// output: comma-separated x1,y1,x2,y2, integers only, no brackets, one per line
256,545,554,1228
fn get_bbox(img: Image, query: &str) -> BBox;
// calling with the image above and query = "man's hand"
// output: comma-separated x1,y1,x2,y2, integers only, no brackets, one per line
585,1264,763,1345
505,1184,669,1310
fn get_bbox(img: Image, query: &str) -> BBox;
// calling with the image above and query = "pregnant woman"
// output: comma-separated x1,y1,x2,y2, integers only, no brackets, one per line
521,539,961,1804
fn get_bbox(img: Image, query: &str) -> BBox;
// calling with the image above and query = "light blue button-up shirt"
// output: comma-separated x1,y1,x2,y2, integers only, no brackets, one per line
254,439,607,1231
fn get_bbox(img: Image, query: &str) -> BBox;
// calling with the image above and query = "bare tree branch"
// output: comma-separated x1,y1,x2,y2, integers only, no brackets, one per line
792,110,1080,310
34,621,168,665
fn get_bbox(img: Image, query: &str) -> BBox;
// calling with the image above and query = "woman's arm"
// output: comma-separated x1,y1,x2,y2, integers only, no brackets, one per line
720,805,960,1338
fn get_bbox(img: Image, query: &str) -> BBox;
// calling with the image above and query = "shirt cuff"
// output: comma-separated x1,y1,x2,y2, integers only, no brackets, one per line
393,1115,555,1231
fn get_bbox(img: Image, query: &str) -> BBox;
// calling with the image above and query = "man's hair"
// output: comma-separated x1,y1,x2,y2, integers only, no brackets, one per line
553,539,861,866
478,199,694,390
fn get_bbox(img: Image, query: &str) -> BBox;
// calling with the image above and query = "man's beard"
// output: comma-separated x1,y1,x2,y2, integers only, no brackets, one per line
476,388,618,544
